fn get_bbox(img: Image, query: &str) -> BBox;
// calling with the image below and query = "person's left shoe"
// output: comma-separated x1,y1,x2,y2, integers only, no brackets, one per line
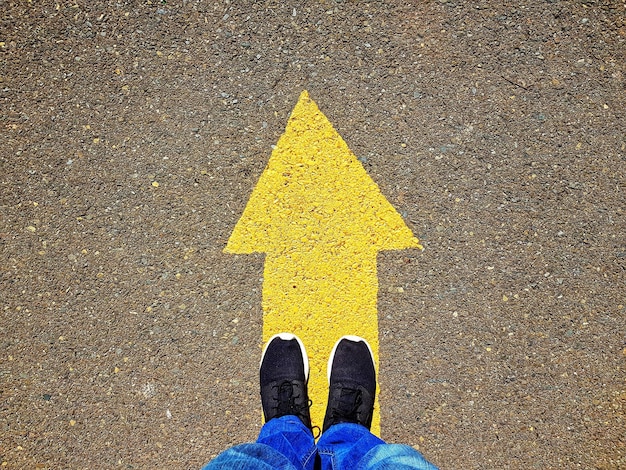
322,335,376,433
260,333,312,430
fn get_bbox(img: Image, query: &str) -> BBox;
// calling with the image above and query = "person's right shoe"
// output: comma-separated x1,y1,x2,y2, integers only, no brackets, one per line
322,335,376,433
260,333,312,430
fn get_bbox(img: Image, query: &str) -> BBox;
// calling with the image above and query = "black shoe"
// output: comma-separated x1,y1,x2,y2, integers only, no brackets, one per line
260,333,312,430
322,335,376,433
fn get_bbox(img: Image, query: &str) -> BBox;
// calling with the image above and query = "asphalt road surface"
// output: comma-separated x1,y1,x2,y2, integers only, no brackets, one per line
1,1,625,468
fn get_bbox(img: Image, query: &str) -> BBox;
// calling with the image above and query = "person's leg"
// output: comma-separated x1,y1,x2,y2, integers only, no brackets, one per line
317,423,437,470
316,335,379,469
355,442,439,470
259,333,317,468
201,333,317,470
202,415,316,470
317,421,384,469
256,415,317,470
317,336,438,470
201,442,297,470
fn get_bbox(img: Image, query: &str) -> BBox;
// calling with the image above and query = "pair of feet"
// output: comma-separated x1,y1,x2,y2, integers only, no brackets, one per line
260,333,376,434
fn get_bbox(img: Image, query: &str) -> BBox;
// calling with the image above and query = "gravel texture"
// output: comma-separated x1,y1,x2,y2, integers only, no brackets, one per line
1,1,624,468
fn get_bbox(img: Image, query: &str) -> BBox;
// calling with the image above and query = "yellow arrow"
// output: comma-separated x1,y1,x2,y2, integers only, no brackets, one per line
225,90,421,436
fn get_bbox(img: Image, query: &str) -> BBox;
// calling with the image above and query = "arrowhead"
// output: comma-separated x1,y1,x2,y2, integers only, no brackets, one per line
226,90,421,254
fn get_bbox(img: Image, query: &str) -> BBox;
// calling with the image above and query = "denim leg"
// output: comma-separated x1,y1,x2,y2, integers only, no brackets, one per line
317,423,438,470
202,416,316,470
356,444,439,470
200,442,297,470
256,415,318,470
317,423,385,470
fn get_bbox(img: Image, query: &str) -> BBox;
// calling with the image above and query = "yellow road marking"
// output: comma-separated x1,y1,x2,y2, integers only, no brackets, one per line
226,90,421,435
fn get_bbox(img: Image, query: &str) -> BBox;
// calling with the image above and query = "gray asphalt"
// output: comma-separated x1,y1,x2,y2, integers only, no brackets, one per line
1,1,624,468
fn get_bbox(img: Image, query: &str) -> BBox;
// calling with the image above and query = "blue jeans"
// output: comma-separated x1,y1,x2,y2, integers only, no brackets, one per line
202,416,438,470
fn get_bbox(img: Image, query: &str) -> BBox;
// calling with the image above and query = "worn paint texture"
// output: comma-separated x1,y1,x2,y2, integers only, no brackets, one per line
226,90,421,434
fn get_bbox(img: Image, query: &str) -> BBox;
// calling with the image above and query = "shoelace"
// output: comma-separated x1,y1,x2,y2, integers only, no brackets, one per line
272,381,318,437
328,387,363,425
272,381,308,416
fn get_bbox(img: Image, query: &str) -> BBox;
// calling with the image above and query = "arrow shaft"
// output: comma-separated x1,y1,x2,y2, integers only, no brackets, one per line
262,253,381,435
